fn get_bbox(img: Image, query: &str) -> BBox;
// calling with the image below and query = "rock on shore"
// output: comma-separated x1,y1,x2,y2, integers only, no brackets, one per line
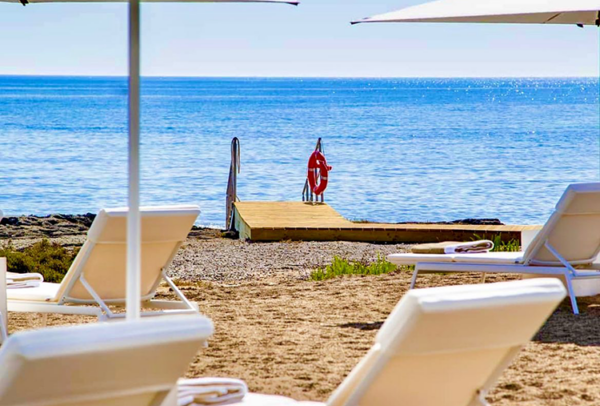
0,214,96,239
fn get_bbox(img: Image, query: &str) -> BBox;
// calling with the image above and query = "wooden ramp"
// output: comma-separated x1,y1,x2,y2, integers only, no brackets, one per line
233,202,541,243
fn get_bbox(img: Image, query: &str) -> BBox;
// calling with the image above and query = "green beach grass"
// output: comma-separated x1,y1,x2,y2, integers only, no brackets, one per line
310,254,397,281
0,239,76,283
474,234,520,252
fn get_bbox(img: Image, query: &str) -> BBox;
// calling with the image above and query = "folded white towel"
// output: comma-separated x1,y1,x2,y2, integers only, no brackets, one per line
6,272,44,289
443,240,494,254
178,378,248,406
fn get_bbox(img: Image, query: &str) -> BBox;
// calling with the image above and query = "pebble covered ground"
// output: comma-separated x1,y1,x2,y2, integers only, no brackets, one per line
171,239,410,282
0,214,411,282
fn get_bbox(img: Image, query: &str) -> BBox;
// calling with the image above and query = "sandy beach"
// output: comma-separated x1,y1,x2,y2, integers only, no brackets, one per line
2,215,600,405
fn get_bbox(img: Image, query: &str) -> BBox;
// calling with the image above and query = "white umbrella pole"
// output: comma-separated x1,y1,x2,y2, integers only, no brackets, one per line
127,0,142,321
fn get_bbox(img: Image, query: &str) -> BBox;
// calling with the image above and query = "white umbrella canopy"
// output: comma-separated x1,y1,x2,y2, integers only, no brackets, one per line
352,1,600,251
3,0,297,321
10,0,297,3
353,0,600,26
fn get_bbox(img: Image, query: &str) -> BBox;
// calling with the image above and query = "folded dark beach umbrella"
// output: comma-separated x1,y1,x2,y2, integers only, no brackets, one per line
2,0,298,320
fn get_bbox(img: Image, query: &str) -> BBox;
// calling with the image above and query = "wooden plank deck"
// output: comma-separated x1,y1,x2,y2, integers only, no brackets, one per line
233,202,542,243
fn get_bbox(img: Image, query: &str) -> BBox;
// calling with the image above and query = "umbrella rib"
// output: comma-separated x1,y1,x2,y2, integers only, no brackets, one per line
543,13,561,24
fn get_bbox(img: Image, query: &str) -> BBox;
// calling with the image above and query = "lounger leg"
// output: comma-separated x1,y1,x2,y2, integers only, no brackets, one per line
467,389,491,406
410,267,420,289
564,275,580,315
152,388,176,406
79,274,114,319
0,312,7,342
481,273,487,284
467,392,491,406
40,313,48,327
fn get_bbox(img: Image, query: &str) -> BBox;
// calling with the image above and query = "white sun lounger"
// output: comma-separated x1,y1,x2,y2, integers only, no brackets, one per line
0,315,213,406
7,205,200,320
388,182,600,314
225,278,566,406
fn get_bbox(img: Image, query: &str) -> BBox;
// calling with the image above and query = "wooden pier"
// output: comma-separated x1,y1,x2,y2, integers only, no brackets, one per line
233,202,541,243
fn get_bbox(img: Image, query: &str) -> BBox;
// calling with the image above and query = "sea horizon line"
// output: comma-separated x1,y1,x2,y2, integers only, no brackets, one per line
0,74,597,80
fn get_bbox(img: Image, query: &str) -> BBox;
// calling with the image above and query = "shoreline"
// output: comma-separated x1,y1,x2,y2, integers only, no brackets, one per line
0,213,508,240
0,214,222,240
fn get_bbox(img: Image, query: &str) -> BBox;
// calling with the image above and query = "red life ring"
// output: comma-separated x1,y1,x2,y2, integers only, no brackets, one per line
307,151,332,196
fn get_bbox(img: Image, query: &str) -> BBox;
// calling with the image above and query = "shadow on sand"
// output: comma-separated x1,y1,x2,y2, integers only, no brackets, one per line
337,322,384,331
336,298,600,346
534,297,600,346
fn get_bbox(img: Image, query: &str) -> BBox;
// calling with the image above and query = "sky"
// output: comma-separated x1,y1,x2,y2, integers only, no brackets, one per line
0,0,598,77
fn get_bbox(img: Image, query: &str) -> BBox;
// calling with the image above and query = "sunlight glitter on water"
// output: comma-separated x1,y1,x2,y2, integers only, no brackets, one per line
0,77,598,227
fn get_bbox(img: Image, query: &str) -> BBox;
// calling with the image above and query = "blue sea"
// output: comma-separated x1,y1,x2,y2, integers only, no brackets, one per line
0,76,598,227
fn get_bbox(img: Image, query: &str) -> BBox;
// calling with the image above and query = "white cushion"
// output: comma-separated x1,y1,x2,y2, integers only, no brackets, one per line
6,282,60,302
0,315,213,406
229,393,324,405
326,279,565,406
388,251,524,266
63,205,200,303
523,182,600,265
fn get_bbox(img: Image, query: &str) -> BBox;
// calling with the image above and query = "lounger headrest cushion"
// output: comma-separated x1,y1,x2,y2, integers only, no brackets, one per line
0,316,213,406
376,278,565,354
1,315,213,359
88,205,200,243
523,182,600,265
555,182,600,214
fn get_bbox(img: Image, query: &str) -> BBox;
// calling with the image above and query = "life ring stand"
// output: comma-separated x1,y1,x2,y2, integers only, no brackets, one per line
307,151,332,196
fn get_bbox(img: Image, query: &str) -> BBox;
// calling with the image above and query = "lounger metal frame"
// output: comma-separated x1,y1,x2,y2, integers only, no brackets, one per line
411,240,600,315
7,269,198,321
7,238,199,320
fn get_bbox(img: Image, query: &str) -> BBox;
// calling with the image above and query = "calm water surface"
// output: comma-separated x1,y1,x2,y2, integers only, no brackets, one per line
0,76,598,227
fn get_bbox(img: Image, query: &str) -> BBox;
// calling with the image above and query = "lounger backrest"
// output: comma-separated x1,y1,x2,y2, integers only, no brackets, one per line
56,205,199,303
327,279,565,406
523,183,600,266
0,315,213,406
